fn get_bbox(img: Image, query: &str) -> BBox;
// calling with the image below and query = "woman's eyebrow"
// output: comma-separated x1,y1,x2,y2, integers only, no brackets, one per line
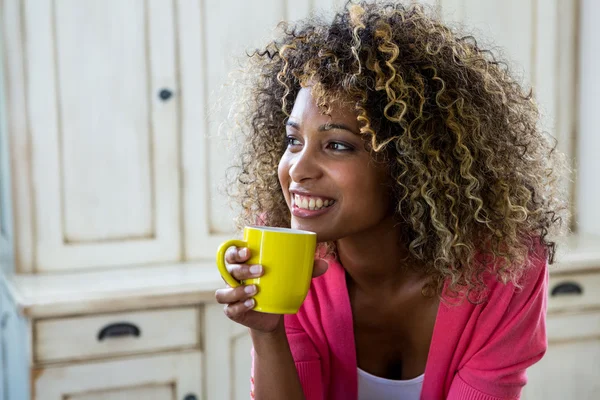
318,122,358,134
285,120,357,134
285,120,300,129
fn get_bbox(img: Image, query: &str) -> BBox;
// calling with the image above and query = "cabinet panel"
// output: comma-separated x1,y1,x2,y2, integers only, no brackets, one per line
441,0,534,83
205,303,252,400
232,331,252,400
440,0,577,226
524,338,600,400
33,351,202,400
0,24,13,270
183,0,305,259
1,0,35,272
22,0,180,270
547,271,600,313
204,0,283,232
35,307,200,364
66,385,173,400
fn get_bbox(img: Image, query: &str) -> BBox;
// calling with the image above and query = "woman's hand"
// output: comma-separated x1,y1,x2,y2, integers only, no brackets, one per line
215,246,328,333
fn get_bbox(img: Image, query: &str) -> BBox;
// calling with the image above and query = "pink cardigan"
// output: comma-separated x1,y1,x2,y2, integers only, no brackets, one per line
251,252,548,399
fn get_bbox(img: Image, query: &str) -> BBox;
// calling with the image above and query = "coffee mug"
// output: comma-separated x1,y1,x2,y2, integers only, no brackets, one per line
216,226,317,314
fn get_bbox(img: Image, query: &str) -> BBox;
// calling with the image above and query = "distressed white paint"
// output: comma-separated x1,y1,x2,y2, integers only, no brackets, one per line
35,307,199,364
21,0,181,270
205,303,252,400
1,0,34,272
577,0,600,235
524,312,600,399
33,351,202,400
0,26,13,271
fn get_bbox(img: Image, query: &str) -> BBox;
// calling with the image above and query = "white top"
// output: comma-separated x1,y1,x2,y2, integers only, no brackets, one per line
357,368,424,400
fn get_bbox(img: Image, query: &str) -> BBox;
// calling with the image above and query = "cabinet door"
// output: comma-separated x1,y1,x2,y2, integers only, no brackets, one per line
32,351,202,400
16,0,180,271
205,304,252,400
67,386,173,400
440,0,577,221
523,311,600,399
0,28,13,271
181,0,318,260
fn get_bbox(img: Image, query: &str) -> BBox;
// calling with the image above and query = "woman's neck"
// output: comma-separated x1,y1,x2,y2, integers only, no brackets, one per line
336,219,426,297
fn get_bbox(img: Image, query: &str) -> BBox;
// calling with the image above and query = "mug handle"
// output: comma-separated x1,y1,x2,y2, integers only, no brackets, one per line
216,239,248,288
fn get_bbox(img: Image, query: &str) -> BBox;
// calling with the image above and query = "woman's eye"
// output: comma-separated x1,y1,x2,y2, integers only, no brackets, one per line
286,136,301,146
327,142,353,151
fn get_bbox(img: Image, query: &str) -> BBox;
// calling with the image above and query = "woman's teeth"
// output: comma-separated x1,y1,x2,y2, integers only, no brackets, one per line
294,194,335,211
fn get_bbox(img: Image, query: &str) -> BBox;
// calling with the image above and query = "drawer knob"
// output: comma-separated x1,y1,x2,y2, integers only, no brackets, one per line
97,322,141,341
551,281,583,296
159,88,173,101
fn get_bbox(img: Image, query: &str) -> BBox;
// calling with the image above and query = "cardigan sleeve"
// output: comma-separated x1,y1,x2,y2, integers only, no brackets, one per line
250,313,324,400
447,255,549,400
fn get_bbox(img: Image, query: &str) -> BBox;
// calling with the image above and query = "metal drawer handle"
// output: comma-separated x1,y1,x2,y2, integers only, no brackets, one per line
551,281,583,297
97,322,141,341
158,88,173,101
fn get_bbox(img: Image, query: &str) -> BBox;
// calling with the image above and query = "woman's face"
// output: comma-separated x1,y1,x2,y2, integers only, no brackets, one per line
278,87,393,242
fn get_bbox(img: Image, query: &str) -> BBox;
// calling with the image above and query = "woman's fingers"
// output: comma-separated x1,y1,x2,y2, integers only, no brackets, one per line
215,284,257,304
223,299,256,320
227,263,263,281
215,285,257,320
225,246,251,264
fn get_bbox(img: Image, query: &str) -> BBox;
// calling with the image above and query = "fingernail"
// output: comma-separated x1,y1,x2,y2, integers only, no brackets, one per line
244,298,255,308
244,285,256,295
240,248,249,258
249,265,262,275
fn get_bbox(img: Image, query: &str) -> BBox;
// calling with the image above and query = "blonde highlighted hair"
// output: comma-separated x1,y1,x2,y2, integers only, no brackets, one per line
227,1,569,296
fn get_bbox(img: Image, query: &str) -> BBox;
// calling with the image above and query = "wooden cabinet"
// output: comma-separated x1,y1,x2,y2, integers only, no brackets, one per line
2,0,577,267
525,316,600,399
32,351,202,400
0,282,30,400
523,271,600,399
440,0,577,203
3,0,182,272
0,0,590,399
204,304,252,400
2,0,343,272
0,24,12,273
33,308,200,364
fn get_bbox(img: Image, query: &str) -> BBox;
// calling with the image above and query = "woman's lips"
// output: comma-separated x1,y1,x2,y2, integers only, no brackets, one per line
291,202,336,218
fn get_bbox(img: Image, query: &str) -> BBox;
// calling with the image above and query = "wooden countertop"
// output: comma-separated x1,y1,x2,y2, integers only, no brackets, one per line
2,234,599,319
1,262,223,318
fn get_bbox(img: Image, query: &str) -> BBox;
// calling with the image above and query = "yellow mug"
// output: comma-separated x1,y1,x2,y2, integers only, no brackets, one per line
216,226,317,314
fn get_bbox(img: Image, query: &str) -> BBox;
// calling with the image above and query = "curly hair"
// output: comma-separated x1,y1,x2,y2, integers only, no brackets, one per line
226,1,569,297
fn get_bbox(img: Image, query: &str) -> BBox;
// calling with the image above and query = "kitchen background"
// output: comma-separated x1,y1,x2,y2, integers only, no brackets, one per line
0,0,599,399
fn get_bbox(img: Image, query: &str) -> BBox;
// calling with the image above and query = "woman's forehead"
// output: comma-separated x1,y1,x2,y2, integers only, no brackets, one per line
291,87,358,121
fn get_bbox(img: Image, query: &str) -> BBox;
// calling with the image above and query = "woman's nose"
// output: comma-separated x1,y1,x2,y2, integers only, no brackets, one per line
288,146,323,183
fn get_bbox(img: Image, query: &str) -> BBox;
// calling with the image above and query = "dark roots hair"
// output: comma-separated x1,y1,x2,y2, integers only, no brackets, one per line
226,1,569,296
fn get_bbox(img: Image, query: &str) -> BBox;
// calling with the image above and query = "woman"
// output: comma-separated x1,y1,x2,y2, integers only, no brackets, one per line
215,2,568,399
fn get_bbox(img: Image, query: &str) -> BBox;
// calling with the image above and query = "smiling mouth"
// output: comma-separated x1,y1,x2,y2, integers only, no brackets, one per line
292,194,336,211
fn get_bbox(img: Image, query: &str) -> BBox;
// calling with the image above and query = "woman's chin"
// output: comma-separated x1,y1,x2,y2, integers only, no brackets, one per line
291,222,336,243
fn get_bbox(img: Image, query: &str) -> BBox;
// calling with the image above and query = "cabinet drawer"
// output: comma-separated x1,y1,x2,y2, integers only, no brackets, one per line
32,350,203,400
548,272,600,313
547,311,600,342
34,307,200,364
